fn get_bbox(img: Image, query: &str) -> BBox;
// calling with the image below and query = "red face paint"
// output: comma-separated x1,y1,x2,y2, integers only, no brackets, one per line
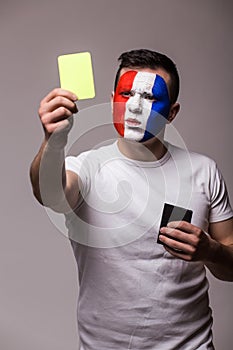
113,70,138,137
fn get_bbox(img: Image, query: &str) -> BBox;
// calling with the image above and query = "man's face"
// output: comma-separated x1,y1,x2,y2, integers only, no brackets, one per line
112,68,171,142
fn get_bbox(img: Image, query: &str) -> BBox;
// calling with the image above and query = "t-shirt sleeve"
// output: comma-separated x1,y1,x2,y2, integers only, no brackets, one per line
208,162,233,223
65,151,92,198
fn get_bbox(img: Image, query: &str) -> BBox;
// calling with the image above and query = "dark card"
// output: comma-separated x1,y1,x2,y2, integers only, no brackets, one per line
157,203,193,245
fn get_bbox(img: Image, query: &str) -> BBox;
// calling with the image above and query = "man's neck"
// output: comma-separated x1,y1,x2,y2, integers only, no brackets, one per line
117,134,168,162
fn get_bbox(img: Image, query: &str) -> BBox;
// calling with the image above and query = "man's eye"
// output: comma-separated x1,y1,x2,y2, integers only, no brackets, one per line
120,91,134,97
143,93,156,101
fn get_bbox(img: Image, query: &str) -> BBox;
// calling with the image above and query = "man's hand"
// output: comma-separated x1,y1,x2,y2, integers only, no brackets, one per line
39,88,78,148
159,219,233,281
159,221,213,262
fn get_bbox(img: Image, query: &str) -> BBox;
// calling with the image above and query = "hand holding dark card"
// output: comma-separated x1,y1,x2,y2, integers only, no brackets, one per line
158,205,214,263
157,203,193,245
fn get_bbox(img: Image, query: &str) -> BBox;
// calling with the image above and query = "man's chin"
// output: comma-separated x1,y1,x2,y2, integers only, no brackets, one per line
116,126,165,143
124,127,145,141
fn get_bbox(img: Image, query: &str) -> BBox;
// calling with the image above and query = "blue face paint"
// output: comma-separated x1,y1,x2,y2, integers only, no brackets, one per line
140,74,171,142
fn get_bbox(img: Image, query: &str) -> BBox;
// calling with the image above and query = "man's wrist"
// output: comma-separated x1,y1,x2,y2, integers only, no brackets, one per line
44,134,68,152
205,238,221,264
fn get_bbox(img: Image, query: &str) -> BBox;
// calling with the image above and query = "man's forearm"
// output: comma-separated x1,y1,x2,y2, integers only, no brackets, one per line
30,140,67,208
205,239,233,281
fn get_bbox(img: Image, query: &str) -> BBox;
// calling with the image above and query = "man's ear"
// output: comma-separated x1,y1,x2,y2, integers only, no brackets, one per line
111,91,114,113
167,102,180,123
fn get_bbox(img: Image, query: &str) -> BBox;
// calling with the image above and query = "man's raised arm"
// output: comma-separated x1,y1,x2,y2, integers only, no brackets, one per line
30,88,80,213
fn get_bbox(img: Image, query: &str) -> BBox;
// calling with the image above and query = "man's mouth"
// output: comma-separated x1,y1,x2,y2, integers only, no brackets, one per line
125,118,141,127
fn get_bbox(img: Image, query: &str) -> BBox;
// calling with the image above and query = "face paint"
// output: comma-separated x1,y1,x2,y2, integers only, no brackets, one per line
113,70,171,142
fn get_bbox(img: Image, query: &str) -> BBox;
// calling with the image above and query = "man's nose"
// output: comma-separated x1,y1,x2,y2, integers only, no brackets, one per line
128,93,142,114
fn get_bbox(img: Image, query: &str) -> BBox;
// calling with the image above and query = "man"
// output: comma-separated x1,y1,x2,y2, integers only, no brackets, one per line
30,49,233,349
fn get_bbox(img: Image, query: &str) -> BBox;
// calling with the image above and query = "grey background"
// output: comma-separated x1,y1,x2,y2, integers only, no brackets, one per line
1,0,233,349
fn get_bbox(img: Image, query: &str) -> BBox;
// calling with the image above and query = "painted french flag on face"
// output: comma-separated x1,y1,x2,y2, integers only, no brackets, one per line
113,70,170,142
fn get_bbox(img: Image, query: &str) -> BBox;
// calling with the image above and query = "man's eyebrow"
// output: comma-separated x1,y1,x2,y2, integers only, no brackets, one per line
119,90,156,97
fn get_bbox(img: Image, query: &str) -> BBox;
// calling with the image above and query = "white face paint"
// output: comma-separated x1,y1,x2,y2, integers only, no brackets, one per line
124,72,157,141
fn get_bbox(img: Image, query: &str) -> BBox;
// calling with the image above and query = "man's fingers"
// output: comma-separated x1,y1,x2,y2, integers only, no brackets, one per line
41,107,73,125
159,234,196,254
46,117,73,135
38,88,78,146
39,88,79,140
163,245,194,261
160,226,200,246
39,96,78,116
167,221,199,234
41,88,78,104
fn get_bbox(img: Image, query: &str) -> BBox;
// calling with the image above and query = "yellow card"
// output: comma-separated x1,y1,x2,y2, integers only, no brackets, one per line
57,52,95,100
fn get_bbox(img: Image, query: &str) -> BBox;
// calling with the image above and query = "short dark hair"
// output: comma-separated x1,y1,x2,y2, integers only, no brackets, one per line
114,49,180,104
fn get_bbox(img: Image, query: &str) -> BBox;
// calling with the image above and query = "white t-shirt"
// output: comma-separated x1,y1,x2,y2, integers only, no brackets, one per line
65,141,233,350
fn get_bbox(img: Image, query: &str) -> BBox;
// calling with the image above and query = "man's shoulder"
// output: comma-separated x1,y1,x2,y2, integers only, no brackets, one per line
168,142,217,169
167,143,219,181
